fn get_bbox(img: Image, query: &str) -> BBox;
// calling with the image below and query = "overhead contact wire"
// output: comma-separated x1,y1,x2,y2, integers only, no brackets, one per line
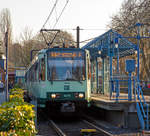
52,0,69,29
42,0,59,29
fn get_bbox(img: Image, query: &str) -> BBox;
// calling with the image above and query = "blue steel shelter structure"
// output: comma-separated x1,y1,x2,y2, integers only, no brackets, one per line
82,29,138,99
82,28,150,130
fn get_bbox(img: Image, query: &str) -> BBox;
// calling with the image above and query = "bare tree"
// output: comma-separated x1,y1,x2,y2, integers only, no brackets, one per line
34,30,75,48
9,43,22,66
0,8,13,66
0,8,12,46
109,0,150,80
12,27,75,67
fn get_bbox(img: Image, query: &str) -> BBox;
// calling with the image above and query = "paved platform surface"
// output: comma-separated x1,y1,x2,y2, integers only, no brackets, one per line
91,93,150,103
90,93,150,111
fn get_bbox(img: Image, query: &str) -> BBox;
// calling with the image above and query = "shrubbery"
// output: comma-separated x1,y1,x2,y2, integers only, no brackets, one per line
0,88,37,136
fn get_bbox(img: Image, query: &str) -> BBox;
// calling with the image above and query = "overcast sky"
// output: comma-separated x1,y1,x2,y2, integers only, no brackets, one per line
1,0,124,45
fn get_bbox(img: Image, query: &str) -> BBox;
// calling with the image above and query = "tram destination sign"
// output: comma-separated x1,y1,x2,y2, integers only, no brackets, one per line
49,51,82,58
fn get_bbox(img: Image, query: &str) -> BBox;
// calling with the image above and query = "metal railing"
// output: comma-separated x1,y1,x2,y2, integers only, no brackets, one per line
135,78,149,130
110,75,149,130
110,75,135,101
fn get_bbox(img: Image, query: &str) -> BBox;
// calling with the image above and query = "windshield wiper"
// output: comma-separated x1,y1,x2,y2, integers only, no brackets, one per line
78,77,82,84
66,78,75,81
66,77,82,84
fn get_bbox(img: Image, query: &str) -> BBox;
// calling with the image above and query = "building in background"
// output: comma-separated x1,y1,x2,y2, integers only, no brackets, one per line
15,67,26,87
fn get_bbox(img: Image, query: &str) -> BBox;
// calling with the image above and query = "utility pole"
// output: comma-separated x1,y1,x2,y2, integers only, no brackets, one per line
76,26,80,48
0,41,3,59
5,31,8,101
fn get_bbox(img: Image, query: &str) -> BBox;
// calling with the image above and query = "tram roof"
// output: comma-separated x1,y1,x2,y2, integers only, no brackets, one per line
82,29,137,58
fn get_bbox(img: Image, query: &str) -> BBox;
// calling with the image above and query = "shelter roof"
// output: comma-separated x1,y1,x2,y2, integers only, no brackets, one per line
82,29,137,58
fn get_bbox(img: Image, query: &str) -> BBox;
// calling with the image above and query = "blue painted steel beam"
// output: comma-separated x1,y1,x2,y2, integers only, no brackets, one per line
82,29,137,59
82,29,113,49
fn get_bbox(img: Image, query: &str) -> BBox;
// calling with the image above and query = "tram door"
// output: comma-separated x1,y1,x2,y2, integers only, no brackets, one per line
86,51,91,101
97,57,103,93
91,59,97,94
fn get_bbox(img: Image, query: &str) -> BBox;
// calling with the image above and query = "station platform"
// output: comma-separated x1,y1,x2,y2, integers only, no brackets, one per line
90,93,150,129
91,93,150,110
91,93,135,111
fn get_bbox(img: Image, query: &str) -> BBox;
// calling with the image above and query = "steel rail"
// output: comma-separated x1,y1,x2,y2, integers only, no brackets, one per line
82,119,113,136
49,119,67,136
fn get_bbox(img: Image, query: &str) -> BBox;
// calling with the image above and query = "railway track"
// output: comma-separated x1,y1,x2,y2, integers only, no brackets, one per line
37,108,113,136
82,120,112,136
37,109,140,136
48,118,112,136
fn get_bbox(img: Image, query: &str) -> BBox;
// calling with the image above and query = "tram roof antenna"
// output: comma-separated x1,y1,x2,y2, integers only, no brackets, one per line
40,29,60,47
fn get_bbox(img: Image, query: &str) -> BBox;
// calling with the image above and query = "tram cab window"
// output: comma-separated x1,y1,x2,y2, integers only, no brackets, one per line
39,58,45,81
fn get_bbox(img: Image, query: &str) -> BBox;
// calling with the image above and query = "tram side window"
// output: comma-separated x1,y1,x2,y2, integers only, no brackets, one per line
31,66,34,82
38,61,40,81
32,63,37,82
27,73,29,82
25,73,27,82
39,58,45,81
34,62,38,81
29,70,32,81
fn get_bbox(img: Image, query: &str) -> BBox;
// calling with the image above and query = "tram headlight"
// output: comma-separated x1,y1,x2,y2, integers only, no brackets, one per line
79,93,84,98
51,93,60,99
51,94,56,98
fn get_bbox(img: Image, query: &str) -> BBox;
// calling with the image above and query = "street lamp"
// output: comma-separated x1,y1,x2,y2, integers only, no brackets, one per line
115,43,118,48
98,50,101,54
5,31,8,101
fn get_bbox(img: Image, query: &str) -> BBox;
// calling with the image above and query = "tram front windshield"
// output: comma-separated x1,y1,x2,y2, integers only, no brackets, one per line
47,50,85,81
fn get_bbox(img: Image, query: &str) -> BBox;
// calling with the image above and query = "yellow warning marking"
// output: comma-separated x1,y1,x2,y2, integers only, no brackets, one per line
81,129,97,133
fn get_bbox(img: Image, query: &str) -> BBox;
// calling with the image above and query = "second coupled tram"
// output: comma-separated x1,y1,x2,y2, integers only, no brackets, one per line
25,47,91,113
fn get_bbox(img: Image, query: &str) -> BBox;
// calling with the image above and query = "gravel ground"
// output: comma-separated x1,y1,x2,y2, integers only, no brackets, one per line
83,108,142,136
37,119,57,136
